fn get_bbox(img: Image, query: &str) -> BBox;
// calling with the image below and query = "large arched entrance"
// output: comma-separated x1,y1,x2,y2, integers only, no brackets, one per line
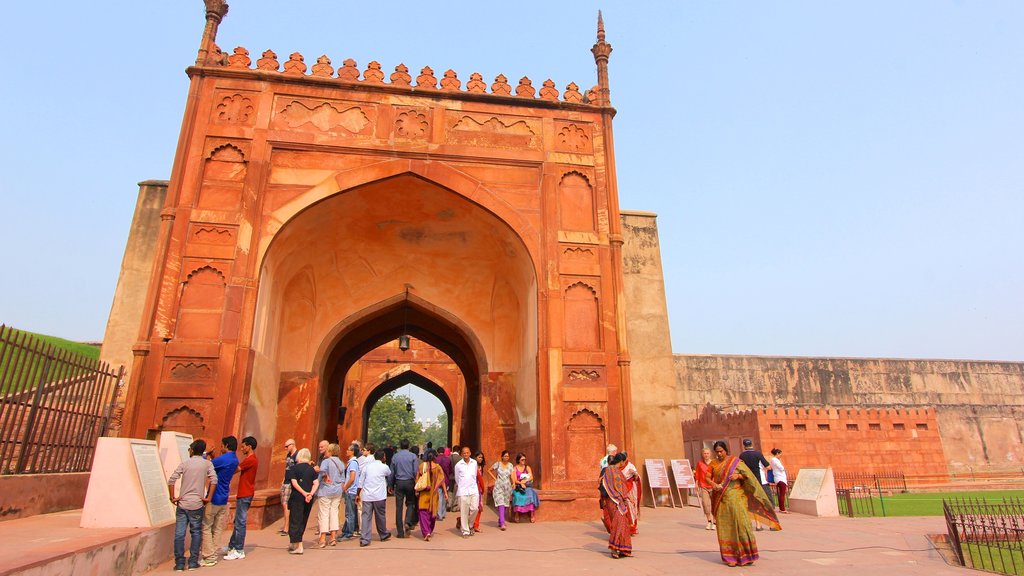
247,173,539,486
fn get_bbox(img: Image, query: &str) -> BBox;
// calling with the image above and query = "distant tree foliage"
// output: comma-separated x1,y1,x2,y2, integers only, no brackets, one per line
422,411,449,448
367,392,424,448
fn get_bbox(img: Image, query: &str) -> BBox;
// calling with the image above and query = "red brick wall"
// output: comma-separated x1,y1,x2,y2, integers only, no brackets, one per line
683,405,947,484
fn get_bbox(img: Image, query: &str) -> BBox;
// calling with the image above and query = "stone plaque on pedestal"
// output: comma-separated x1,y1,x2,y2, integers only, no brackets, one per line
788,467,839,517
81,437,175,528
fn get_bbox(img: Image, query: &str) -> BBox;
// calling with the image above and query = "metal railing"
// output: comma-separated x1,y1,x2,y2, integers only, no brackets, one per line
0,325,123,474
834,472,907,517
944,497,1024,576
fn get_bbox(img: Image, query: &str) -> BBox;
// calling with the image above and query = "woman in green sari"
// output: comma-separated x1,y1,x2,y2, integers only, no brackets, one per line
708,440,781,567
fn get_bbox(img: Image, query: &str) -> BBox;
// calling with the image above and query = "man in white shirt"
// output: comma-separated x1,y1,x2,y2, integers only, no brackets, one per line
357,449,392,547
453,446,479,538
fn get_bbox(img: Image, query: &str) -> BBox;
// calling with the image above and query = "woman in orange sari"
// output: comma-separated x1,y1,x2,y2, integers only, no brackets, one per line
416,450,448,541
708,440,780,567
599,452,633,559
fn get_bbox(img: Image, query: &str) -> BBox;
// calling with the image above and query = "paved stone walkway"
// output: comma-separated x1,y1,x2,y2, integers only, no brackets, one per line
143,505,963,575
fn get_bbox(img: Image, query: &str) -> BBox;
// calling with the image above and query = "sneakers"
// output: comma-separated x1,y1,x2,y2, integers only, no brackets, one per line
223,549,245,560
705,521,713,530
198,559,218,567
173,566,185,573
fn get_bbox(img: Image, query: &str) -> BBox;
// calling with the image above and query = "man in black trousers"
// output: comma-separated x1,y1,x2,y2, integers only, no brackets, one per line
389,438,419,537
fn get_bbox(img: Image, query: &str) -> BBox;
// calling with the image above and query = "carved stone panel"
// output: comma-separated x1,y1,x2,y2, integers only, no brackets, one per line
563,279,601,351
271,97,375,137
444,111,541,150
559,244,600,276
185,223,237,259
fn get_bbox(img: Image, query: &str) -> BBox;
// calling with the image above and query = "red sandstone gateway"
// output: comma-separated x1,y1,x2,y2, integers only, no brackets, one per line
108,4,650,520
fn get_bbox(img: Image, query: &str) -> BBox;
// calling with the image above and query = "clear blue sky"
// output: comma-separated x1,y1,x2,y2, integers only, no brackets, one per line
1,1,1021,377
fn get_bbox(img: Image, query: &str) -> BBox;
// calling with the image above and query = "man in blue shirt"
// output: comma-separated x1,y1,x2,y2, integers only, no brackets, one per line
340,443,361,540
200,436,239,566
389,438,419,538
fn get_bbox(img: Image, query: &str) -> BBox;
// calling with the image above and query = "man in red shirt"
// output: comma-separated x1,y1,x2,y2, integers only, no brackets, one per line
694,448,716,530
224,436,258,560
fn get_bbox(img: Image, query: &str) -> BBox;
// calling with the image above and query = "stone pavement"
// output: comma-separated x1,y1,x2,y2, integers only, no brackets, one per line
141,505,963,575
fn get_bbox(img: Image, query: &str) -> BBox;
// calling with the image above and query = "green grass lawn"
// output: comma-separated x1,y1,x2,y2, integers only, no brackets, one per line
0,327,101,393
963,543,1024,576
843,490,1024,517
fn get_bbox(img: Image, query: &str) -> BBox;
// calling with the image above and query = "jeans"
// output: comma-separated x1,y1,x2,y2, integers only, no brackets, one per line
227,496,252,551
393,479,417,536
342,492,357,537
174,506,204,569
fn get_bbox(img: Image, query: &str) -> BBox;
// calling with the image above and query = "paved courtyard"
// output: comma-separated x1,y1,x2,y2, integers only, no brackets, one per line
138,505,962,575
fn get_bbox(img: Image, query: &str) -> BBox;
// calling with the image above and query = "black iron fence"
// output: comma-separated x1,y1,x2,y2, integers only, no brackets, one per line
0,325,123,474
834,472,907,517
943,497,1024,576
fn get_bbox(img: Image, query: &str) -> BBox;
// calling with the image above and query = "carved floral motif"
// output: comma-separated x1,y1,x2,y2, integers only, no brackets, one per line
396,109,429,138
193,226,234,244
214,94,254,124
557,124,590,152
569,369,600,381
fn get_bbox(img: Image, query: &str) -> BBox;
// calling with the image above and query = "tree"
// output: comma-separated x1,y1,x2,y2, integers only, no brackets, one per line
367,392,424,448
422,411,449,449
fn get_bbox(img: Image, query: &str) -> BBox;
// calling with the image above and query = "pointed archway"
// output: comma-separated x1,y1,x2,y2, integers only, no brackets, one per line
361,370,453,448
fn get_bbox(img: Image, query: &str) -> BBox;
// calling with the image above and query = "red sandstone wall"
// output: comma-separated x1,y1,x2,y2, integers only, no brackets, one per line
682,405,946,483
677,355,1024,475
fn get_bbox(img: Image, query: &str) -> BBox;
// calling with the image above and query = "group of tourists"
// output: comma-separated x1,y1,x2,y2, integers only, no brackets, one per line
168,432,788,569
278,438,541,555
166,435,259,572
598,438,787,566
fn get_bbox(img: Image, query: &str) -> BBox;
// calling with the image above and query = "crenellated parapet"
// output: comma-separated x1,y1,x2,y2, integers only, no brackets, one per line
202,45,594,105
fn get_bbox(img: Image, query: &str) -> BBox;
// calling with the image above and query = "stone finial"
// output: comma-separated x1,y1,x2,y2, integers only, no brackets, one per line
256,49,279,71
563,82,583,103
391,64,412,86
337,58,360,81
539,79,559,101
227,46,251,69
283,52,307,75
590,10,612,105
364,61,384,83
491,74,511,96
311,55,334,77
515,77,536,98
196,0,230,66
204,0,229,21
416,66,438,89
440,69,461,91
466,72,486,93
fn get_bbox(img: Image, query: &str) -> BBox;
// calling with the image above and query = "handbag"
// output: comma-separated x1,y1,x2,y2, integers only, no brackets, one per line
415,464,431,492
